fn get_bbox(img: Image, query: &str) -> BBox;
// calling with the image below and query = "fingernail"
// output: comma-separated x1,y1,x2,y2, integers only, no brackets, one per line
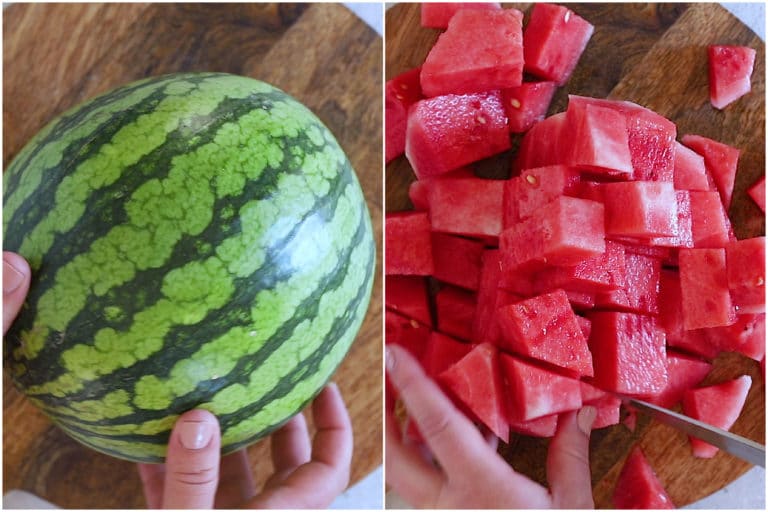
3,259,26,295
577,406,597,436
178,420,214,450
385,346,395,373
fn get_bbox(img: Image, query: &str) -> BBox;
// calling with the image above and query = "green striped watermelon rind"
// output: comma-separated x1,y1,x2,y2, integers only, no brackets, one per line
3,72,376,463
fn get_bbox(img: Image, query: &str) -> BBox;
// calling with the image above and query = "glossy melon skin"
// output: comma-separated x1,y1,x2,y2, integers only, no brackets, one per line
3,72,376,462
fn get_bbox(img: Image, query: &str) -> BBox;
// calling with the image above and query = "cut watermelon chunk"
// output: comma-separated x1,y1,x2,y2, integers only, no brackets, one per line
533,240,627,295
435,285,476,341
647,351,712,409
679,248,736,330
587,311,668,396
602,181,678,238
438,343,509,442
406,91,511,179
579,381,621,429
708,45,756,110
385,67,423,163
575,315,592,340
502,164,581,227
431,232,485,291
385,275,432,327
500,196,605,271
385,310,431,361
500,353,582,421
595,253,661,316
385,212,434,275
420,8,523,97
427,177,505,241
564,101,633,176
646,190,694,248
523,3,594,85
681,375,752,458
747,176,765,212
472,250,523,344
420,2,501,29
682,134,740,210
408,166,475,211
421,331,474,378
513,111,567,172
703,313,766,361
566,290,596,311
726,237,765,314
689,190,732,248
501,81,557,133
508,413,558,437
495,289,594,377
673,141,711,191
613,447,675,509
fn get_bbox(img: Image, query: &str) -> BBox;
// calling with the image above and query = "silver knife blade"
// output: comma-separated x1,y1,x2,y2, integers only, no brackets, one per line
624,397,765,468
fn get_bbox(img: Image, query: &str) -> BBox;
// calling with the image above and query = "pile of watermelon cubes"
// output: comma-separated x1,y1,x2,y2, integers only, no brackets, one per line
386,3,764,509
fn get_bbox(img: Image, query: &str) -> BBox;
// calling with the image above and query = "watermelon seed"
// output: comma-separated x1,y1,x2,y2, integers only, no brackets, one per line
525,174,539,187
475,113,487,125
564,10,571,23
509,98,522,109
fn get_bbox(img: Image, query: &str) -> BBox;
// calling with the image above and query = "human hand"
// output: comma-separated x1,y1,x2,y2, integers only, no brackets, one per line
385,344,596,509
138,383,353,508
3,252,31,335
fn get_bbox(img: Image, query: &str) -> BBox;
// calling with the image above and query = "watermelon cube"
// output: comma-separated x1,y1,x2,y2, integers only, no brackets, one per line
689,190,732,248
385,212,434,275
587,311,668,396
435,285,476,341
725,237,765,314
427,177,505,241
647,351,713,409
682,134,740,210
523,3,594,85
646,190,694,248
385,67,423,163
385,275,432,327
438,343,508,442
681,375,752,458
708,45,757,110
508,413,558,438
704,313,766,361
673,141,711,191
495,289,594,377
575,315,592,340
500,353,582,421
431,232,485,291
513,111,567,172
747,176,765,212
502,164,580,227
613,447,675,509
420,9,523,97
501,81,557,133
595,253,661,316
385,310,431,361
421,331,474,378
500,196,605,271
409,166,475,211
420,2,501,29
602,181,678,238
406,91,511,179
679,248,736,330
564,101,633,176
533,240,627,295
472,250,523,344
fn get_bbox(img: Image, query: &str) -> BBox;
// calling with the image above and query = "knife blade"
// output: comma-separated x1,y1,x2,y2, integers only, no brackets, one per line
624,397,765,468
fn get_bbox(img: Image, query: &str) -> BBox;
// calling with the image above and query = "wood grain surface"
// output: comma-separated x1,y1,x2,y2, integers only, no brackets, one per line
3,3,382,508
386,3,765,508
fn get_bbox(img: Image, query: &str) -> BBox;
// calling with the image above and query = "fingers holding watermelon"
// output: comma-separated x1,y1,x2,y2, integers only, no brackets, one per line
547,407,597,509
3,251,30,335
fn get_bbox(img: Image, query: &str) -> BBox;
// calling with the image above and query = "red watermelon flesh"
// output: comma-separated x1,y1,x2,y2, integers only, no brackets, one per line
501,81,558,133
438,342,509,442
576,315,592,340
725,237,766,314
533,240,627,295
564,101,633,176
679,248,736,330
595,252,661,316
681,375,752,458
385,310,431,361
673,140,711,191
408,166,475,211
708,45,756,110
422,331,474,378
508,413,558,437
385,211,434,275
565,290,596,311
385,67,423,163
602,181,679,238
513,111,567,172
646,190,694,248
472,249,523,344
500,353,582,421
495,289,594,377
580,381,621,429
703,313,766,361
613,447,675,509
420,2,501,29
647,351,712,409
431,232,485,291
435,285,477,341
420,8,523,97
682,134,740,210
385,275,432,327
689,190,732,248
427,177,505,241
502,164,581,227
747,176,765,212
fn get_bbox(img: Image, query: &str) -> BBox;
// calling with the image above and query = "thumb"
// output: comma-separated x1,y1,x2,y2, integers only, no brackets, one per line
163,409,221,509
547,406,596,509
3,252,31,335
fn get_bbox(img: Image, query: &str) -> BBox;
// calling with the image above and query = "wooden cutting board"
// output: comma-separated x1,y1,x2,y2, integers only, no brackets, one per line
3,3,382,508
386,3,765,508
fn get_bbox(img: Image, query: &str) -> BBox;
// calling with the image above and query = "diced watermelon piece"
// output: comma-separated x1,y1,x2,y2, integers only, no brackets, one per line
500,354,582,421
420,2,501,29
578,180,605,203
420,9,523,97
435,285,476,341
533,240,627,295
595,253,661,316
565,290,596,311
499,265,536,297
682,134,740,210
508,413,558,437
689,190,732,248
679,248,736,330
613,447,675,509
579,381,621,429
385,275,432,327
438,343,509,442
501,81,557,133
385,310,431,360
427,177,505,241
587,311,668,396
500,196,605,271
385,67,423,163
564,101,633,176
502,164,581,227
575,315,592,340
522,3,594,85
708,45,757,110
726,237,765,314
406,91,511,179
602,181,678,238
496,289,594,377
409,167,475,210
646,190,694,248
472,250,523,343
421,331,474,378
431,232,485,291
747,176,765,212
703,313,766,361
681,375,752,458
673,141,711,191
385,212,434,275
623,408,638,433
513,111,567,172
647,351,713,409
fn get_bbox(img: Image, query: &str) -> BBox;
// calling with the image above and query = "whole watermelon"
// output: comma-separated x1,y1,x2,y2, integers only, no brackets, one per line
3,72,376,463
